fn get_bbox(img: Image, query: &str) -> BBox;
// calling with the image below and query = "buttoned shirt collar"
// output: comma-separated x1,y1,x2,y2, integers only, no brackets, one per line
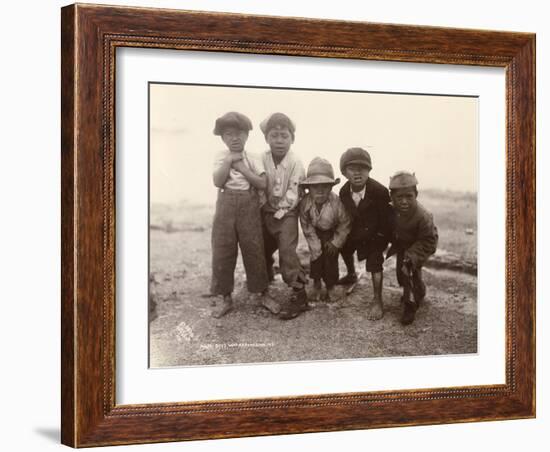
350,185,366,206
267,150,290,169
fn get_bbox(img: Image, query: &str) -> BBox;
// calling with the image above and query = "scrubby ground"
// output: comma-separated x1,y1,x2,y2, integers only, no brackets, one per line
149,190,477,368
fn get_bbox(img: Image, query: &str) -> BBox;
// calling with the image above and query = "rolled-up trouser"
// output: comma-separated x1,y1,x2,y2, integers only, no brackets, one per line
211,189,268,295
395,252,426,303
309,228,339,288
262,210,307,289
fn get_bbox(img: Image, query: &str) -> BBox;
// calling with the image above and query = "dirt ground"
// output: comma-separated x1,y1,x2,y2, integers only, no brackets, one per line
149,190,477,368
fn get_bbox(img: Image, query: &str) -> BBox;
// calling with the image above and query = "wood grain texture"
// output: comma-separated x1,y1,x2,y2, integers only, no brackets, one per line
60,3,536,447
60,5,76,447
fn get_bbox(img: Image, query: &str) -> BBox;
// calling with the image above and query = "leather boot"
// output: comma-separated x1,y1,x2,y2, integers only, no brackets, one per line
278,288,308,320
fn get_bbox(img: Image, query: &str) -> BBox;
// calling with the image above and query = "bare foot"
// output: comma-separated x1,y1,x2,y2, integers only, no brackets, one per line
326,286,342,303
367,300,384,320
212,296,233,318
310,280,322,301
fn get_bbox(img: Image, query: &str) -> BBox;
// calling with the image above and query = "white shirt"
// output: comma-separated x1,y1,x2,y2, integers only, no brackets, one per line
212,150,265,190
351,185,366,207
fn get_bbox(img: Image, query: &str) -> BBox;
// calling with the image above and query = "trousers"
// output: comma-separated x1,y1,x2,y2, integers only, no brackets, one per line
309,228,339,288
262,210,307,289
340,238,385,273
395,251,427,303
210,189,268,295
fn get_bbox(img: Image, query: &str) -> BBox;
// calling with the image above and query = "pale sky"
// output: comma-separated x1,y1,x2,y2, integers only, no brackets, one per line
150,83,477,204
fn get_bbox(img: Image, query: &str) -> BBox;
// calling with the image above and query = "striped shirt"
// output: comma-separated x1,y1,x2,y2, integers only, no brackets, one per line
261,150,305,212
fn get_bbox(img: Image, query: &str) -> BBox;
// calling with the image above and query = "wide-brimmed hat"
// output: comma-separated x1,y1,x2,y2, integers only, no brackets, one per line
260,112,296,138
389,171,418,189
213,112,253,136
339,147,372,173
300,157,340,186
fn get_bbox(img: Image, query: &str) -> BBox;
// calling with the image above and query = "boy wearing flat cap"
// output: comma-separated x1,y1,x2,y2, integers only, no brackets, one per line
387,171,438,325
338,147,392,320
210,112,277,318
299,158,351,303
259,112,308,320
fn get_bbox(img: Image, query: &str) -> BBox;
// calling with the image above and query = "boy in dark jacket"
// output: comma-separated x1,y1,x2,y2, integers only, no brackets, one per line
338,147,392,320
386,171,438,325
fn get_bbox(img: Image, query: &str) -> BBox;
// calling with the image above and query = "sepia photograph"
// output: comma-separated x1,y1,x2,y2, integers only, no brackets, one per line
148,82,478,368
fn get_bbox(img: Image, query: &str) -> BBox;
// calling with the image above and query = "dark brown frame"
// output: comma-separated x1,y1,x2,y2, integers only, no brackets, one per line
61,3,536,447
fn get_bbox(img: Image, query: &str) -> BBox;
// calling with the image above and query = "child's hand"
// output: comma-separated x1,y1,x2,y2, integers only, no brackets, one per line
227,152,243,163
231,160,247,174
324,242,338,257
274,209,286,220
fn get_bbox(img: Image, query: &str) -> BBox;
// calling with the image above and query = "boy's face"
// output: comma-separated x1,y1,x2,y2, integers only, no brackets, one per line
266,127,294,160
309,184,332,205
391,187,418,214
221,127,249,152
344,164,370,190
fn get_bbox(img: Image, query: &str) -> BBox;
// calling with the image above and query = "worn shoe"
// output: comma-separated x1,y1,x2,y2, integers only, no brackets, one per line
400,298,418,325
212,296,233,318
260,293,281,315
337,273,358,285
278,288,308,320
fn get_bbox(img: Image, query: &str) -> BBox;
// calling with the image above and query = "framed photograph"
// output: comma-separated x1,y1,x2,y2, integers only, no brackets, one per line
61,3,535,447
147,82,479,368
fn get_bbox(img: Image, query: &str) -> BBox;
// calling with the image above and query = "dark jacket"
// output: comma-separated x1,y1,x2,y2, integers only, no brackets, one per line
339,178,392,260
386,202,438,268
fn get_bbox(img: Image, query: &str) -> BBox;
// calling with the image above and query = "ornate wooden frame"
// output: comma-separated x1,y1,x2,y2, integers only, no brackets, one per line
61,3,535,447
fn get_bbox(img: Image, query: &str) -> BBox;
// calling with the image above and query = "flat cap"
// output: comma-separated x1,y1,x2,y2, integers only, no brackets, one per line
389,171,419,189
213,112,253,136
260,112,296,138
339,147,372,174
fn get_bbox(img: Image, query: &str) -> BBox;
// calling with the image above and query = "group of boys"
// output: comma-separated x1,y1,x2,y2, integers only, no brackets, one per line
210,111,438,325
